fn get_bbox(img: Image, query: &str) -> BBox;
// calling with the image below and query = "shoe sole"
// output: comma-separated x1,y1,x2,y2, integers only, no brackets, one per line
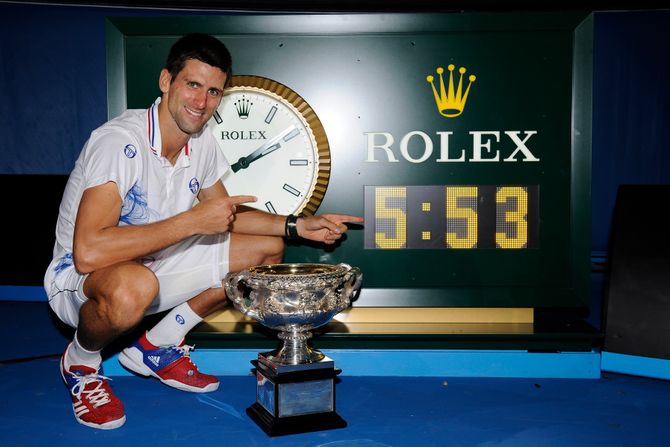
76,414,126,430
118,347,219,393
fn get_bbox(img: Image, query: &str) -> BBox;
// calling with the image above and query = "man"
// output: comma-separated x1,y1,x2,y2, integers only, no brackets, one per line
44,33,362,430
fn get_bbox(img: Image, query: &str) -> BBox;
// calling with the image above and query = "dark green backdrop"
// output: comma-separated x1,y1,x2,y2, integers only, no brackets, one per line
107,12,592,310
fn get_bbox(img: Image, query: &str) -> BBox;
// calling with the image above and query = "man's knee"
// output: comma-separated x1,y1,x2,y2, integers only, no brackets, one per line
230,233,285,271
262,235,285,264
84,264,159,330
110,273,158,313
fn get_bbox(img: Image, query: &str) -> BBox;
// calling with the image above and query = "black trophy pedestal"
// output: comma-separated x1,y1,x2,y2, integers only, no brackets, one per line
248,357,346,436
247,403,347,437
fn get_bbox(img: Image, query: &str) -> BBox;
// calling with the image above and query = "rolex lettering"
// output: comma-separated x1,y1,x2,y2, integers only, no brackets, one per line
220,130,267,140
364,130,540,163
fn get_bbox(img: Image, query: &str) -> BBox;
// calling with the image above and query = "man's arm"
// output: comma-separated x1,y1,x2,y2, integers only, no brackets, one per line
201,180,364,244
197,179,286,237
73,181,255,273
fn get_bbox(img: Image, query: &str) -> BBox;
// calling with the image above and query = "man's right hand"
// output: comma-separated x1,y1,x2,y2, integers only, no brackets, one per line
191,195,257,234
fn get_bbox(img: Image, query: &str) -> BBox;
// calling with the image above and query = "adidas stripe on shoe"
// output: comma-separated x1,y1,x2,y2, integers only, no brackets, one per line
118,332,219,393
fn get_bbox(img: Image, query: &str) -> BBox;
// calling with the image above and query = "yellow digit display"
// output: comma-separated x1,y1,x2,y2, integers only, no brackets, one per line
364,185,537,250
445,186,478,249
374,187,407,249
496,186,528,249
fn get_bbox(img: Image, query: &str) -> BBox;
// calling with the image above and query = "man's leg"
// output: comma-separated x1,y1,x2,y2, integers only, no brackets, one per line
61,262,159,430
119,233,284,392
77,262,160,351
152,232,284,330
227,233,285,274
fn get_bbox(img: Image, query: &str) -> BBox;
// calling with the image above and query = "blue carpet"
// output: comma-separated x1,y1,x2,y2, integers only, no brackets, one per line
0,301,71,361
1,356,669,446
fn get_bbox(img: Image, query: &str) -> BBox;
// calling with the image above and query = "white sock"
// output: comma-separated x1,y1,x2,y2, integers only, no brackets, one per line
64,332,102,370
145,302,203,347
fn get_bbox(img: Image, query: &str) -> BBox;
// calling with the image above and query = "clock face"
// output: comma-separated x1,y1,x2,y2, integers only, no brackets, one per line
209,76,330,216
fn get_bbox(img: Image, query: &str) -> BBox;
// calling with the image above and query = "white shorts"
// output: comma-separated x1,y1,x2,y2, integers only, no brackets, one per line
45,233,230,328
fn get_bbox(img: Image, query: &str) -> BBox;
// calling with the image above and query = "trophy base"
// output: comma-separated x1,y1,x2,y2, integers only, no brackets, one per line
249,358,346,436
247,403,347,437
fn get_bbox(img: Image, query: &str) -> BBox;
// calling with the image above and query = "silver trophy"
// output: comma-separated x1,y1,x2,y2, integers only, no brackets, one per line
224,262,362,436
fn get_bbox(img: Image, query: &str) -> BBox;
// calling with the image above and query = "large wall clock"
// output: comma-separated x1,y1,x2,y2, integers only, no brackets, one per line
210,75,331,216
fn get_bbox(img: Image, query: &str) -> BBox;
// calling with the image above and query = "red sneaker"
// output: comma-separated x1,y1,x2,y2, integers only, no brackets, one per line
118,332,219,393
60,355,126,430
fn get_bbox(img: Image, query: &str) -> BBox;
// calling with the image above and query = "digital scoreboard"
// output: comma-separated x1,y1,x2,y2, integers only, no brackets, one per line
365,185,539,250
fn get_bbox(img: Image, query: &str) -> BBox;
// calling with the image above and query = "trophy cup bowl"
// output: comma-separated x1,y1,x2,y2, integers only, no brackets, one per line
224,263,362,366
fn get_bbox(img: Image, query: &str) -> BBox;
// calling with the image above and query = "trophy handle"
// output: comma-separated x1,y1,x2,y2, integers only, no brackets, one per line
224,271,261,320
338,263,363,301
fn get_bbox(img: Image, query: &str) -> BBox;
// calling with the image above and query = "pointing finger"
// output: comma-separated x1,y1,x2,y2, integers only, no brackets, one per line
322,214,365,224
228,195,258,206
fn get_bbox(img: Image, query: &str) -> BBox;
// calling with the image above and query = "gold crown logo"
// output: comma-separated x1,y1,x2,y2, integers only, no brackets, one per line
426,64,476,118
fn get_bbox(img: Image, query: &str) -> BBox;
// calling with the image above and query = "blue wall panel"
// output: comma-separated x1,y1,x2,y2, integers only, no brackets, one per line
591,11,670,252
0,4,108,174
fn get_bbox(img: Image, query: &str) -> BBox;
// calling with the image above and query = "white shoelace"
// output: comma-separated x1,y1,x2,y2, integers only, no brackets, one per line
70,373,112,408
171,344,195,359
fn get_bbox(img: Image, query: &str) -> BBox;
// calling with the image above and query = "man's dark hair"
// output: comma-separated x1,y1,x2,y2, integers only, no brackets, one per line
165,33,233,87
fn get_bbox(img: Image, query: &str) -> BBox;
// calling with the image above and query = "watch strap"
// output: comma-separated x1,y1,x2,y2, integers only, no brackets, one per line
285,214,300,240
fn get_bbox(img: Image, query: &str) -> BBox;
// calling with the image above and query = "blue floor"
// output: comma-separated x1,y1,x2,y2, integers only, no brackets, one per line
2,355,670,446
2,283,670,446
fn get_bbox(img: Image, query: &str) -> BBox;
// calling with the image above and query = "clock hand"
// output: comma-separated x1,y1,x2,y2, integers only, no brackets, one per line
231,125,297,173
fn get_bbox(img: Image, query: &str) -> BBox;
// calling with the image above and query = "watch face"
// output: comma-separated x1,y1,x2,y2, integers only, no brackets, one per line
210,76,330,216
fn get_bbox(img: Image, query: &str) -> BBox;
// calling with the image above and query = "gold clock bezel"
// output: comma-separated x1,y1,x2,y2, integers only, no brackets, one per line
224,75,331,216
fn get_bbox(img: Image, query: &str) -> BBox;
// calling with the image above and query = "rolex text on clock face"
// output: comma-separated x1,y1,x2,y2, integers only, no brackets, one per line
211,85,321,216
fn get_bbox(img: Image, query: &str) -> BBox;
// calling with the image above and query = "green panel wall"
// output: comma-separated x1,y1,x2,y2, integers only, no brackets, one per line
107,12,592,309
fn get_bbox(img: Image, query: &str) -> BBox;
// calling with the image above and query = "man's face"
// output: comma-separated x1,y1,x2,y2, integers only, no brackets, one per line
160,58,227,136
